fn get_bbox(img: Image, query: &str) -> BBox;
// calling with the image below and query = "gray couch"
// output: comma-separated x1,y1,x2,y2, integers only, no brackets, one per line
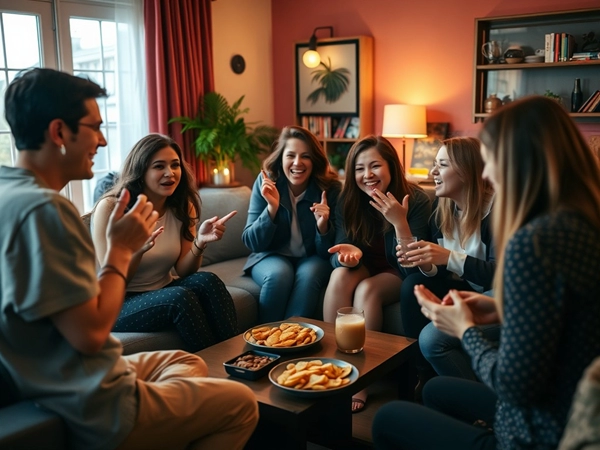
114,184,408,356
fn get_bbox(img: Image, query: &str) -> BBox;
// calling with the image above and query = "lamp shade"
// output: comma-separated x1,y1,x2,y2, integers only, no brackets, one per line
381,104,427,138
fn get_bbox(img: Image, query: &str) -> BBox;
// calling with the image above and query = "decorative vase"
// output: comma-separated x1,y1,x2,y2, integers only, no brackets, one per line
484,94,502,113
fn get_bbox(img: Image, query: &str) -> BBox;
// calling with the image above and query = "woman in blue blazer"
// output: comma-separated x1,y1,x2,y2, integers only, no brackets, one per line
242,126,341,322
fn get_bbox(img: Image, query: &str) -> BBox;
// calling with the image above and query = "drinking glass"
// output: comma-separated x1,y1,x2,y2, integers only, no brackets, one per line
335,307,365,354
395,236,417,268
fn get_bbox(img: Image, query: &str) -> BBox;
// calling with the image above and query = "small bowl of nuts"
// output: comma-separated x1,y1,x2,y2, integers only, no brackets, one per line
223,350,280,380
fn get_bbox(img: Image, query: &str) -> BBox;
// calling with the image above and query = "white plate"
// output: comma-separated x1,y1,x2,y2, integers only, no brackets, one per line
243,321,324,354
525,56,544,63
268,357,358,398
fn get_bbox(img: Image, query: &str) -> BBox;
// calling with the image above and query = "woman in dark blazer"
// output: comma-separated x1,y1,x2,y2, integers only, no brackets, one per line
242,126,341,322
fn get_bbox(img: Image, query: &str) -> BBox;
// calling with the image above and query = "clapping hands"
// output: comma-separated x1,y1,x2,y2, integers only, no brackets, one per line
415,285,498,338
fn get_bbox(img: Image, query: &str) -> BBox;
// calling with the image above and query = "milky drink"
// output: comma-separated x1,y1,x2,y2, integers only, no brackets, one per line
335,313,365,353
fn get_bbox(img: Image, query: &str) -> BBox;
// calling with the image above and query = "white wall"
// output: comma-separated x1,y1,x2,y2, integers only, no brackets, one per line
212,0,274,187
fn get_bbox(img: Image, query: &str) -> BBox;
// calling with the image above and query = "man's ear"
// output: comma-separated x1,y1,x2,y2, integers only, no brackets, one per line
48,118,64,145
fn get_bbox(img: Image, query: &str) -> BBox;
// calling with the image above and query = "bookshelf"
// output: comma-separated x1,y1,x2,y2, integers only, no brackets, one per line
473,8,600,122
294,35,374,171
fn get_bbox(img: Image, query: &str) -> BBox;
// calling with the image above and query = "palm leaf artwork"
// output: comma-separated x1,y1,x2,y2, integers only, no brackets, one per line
306,57,351,105
170,92,278,172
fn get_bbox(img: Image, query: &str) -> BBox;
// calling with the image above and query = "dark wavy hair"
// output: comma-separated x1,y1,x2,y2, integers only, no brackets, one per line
5,68,107,150
262,125,339,191
341,135,417,245
99,134,200,241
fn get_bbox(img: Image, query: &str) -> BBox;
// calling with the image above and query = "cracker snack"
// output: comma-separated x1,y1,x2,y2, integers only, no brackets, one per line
245,323,317,348
275,359,352,390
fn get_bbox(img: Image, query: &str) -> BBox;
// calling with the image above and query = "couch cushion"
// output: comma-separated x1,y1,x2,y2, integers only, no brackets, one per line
115,331,186,355
0,401,66,449
200,186,252,265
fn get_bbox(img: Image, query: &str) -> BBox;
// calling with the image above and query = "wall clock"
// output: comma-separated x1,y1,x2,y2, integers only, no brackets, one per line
230,54,245,74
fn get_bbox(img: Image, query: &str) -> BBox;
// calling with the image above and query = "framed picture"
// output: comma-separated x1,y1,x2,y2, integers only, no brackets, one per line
295,38,359,115
410,123,449,175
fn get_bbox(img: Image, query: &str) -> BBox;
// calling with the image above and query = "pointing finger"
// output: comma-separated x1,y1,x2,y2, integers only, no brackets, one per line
217,210,237,224
321,190,328,206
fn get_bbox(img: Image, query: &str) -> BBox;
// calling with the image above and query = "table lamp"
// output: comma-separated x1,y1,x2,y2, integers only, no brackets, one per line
381,104,427,171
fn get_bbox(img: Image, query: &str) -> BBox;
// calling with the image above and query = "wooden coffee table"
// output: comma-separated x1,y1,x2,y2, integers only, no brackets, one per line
195,317,416,449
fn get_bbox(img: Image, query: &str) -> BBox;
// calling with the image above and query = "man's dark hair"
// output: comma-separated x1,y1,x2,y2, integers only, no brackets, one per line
4,68,107,150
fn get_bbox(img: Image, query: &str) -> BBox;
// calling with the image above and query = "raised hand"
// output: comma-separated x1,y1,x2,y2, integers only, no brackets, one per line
260,169,280,219
415,285,476,338
196,210,237,245
310,191,330,234
136,226,164,255
369,190,408,228
106,189,158,254
328,243,363,268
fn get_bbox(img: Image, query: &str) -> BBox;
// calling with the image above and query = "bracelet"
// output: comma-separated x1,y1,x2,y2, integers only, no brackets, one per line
99,264,127,284
191,240,207,257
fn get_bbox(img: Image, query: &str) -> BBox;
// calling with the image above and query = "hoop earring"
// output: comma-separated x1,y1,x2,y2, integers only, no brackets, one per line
60,145,66,155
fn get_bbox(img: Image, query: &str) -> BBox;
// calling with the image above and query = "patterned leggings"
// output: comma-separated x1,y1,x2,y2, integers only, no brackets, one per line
114,272,238,352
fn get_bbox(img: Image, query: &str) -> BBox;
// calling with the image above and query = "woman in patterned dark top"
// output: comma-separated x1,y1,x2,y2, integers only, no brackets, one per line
92,134,239,352
372,95,600,449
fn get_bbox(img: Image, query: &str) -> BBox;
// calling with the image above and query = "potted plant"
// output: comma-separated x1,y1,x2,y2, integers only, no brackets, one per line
170,92,278,184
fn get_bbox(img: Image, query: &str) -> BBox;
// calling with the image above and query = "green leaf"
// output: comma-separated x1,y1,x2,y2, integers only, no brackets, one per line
170,92,279,173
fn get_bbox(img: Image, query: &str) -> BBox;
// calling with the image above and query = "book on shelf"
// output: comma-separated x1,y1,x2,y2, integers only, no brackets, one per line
334,117,351,138
578,90,600,113
344,117,360,139
572,52,600,59
544,33,553,63
586,91,600,113
547,32,576,62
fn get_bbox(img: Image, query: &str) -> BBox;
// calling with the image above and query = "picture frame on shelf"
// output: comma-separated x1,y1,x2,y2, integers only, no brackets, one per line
409,122,449,178
295,38,360,115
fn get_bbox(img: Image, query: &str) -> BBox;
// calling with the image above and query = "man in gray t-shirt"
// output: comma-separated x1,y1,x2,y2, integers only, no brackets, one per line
0,69,257,450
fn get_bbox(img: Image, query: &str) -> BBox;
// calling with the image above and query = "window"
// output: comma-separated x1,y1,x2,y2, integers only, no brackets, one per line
0,0,147,212
0,1,56,167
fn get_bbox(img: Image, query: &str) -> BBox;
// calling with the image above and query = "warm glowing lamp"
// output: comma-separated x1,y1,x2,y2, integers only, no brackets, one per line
302,26,333,68
381,104,427,172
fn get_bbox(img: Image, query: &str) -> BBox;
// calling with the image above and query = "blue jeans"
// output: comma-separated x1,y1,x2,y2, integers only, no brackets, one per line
250,254,332,322
114,272,238,352
373,377,497,449
419,321,501,380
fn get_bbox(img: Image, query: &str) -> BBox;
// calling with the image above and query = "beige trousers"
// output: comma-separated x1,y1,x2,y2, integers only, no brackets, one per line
116,351,259,450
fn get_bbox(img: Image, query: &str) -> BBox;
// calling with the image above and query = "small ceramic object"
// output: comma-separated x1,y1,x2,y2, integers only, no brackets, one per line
504,46,524,64
484,94,502,113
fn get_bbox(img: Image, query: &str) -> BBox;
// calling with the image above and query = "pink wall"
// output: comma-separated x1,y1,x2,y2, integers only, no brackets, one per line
271,0,600,138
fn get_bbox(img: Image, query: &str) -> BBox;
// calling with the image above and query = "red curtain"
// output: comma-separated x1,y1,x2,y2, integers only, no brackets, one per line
144,0,214,185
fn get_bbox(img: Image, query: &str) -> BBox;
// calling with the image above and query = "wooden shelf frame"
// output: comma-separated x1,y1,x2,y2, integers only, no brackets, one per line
472,8,600,122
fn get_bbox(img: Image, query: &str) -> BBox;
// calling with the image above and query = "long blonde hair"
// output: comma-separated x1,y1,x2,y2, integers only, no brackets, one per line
479,95,600,317
434,137,494,247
